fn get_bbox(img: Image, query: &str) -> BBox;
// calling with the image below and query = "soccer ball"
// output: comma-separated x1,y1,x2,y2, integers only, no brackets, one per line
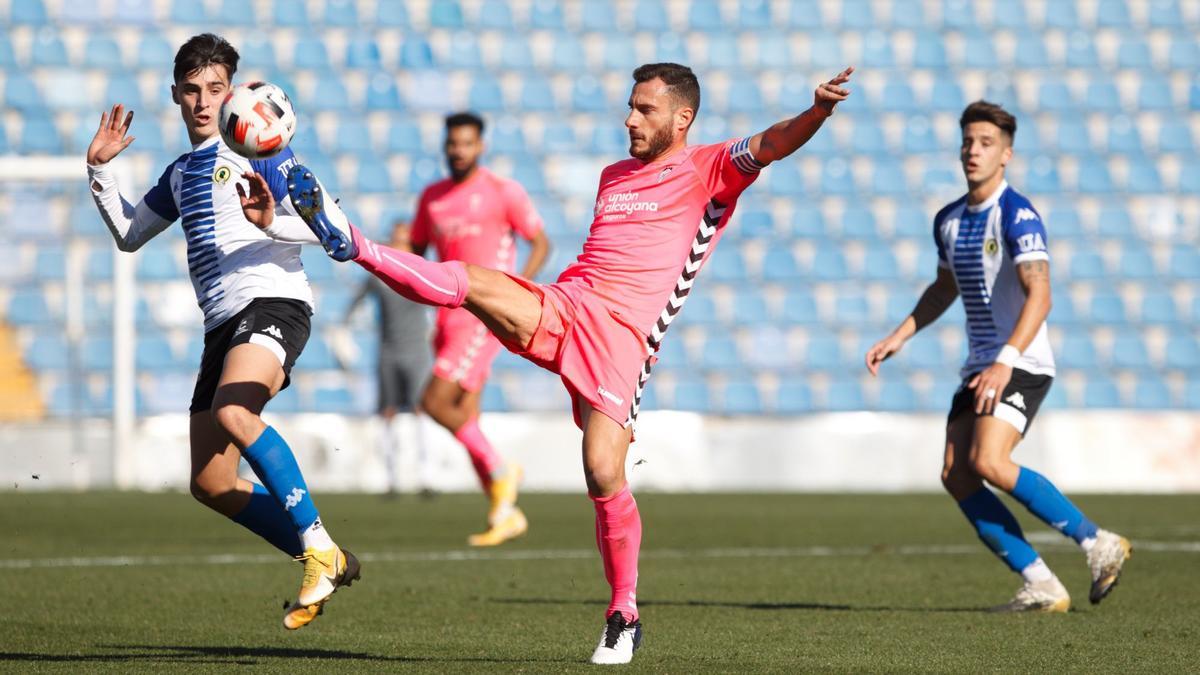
218,81,297,160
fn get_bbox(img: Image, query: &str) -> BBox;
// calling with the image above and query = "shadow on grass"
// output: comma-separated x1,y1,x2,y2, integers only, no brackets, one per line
0,644,571,665
491,597,986,613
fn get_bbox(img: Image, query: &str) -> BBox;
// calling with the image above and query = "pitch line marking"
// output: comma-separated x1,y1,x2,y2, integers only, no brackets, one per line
1,540,1196,570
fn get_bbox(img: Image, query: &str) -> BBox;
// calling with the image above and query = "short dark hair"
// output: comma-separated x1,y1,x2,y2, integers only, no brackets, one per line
445,112,485,135
632,63,701,120
960,100,1017,142
173,33,239,84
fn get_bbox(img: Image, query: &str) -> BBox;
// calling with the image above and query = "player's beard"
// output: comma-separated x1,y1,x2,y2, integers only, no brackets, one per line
630,123,674,161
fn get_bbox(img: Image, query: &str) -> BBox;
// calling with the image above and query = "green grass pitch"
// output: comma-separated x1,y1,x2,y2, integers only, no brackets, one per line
1,491,1197,672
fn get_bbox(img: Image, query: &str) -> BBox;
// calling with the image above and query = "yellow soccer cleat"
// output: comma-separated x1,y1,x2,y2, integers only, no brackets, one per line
486,463,523,527
989,577,1071,613
468,506,529,547
1087,529,1132,605
282,547,361,630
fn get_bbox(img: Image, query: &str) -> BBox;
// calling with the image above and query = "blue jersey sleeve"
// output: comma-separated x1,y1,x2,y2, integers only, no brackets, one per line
1002,195,1049,264
250,146,301,203
143,158,181,222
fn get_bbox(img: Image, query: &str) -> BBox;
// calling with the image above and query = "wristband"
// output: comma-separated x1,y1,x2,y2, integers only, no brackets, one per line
995,344,1021,367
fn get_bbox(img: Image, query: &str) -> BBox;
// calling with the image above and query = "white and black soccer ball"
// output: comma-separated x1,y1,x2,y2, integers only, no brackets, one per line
218,81,297,159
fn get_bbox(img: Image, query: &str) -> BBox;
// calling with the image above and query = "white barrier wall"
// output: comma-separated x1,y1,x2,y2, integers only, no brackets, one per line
3,411,1200,493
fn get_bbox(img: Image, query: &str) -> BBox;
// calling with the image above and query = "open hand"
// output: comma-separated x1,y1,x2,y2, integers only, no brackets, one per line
815,66,854,115
86,104,135,165
237,172,275,229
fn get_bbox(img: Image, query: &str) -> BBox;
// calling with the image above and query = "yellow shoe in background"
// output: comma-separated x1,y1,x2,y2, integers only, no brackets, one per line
486,463,523,527
468,507,529,547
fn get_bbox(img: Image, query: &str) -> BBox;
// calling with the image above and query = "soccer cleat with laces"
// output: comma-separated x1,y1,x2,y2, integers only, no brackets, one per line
1087,529,1132,605
989,577,1071,613
590,612,643,665
282,546,361,630
467,506,528,547
486,463,523,527
286,164,359,262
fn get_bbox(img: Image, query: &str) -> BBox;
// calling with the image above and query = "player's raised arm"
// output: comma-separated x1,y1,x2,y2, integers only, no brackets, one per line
748,67,854,166
865,265,959,376
86,103,177,252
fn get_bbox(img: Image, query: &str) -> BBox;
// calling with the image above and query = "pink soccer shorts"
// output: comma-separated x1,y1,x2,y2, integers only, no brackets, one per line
432,307,504,393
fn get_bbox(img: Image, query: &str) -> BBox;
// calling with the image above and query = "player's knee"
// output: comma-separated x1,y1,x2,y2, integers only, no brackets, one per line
211,402,258,442
969,453,1005,484
584,462,625,497
189,474,225,507
941,465,979,499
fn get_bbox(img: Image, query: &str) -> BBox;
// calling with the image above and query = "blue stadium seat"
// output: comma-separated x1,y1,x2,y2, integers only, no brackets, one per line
958,30,997,69
447,32,481,69
541,120,576,154
808,33,844,69
581,0,617,30
1164,331,1200,369
468,79,505,112
787,0,825,28
879,81,915,112
1168,249,1200,278
810,244,847,280
1065,32,1098,68
170,0,207,22
1044,2,1078,29
1117,37,1152,70
324,0,358,26
701,334,742,371
633,0,669,31
850,119,886,155
292,37,329,70
488,119,525,154
1085,82,1121,114
520,76,556,112
833,292,871,325
887,0,924,28
1077,161,1114,194
839,205,876,238
1118,247,1157,279
333,119,372,155
903,116,939,153
688,0,723,30
475,0,513,28
776,381,813,413
892,205,927,240
21,117,62,154
862,245,899,281
217,0,255,25
805,334,842,369
1132,377,1173,410
1111,330,1151,370
727,80,764,114
571,76,609,111
781,291,818,324
1140,289,1177,325
136,335,177,370
942,0,975,28
376,0,409,26
913,33,948,69
498,35,533,70
1038,82,1076,112
1096,0,1131,26
673,376,711,412
602,34,638,71
707,248,747,283
399,37,435,69
114,0,154,24
6,287,54,324
1089,291,1127,325
384,120,422,155
826,379,865,411
737,207,774,238
1168,35,1199,69
82,336,114,370
308,77,350,112
429,0,464,28
62,0,104,22
722,378,763,414
346,39,382,70
137,32,173,68
1107,117,1142,154
926,79,964,111
552,33,587,72
1014,34,1049,69
767,162,803,196
274,0,309,26
992,0,1026,28
85,36,124,70
1055,122,1091,154
1083,377,1120,408
761,248,800,282
871,160,907,195
655,33,688,64
1069,251,1106,280
364,72,402,111
529,0,564,29
1027,157,1062,194
861,31,895,69
1097,208,1134,237
1158,119,1193,153
1181,159,1200,194
311,386,359,414
1138,76,1173,110
10,0,47,24
590,125,627,155
1046,207,1082,238
1126,159,1162,194
739,0,773,28
678,295,719,326
31,31,67,67
877,380,919,411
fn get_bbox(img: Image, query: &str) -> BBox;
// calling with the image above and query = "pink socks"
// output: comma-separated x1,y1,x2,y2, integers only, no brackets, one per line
353,229,469,309
591,484,642,623
454,417,503,491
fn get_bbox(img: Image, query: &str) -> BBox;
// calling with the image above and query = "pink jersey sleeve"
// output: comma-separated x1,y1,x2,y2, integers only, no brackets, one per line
692,137,766,204
410,189,433,249
500,178,543,240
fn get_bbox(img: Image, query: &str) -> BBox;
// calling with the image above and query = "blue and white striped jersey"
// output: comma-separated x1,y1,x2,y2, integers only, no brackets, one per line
90,136,313,332
934,181,1055,378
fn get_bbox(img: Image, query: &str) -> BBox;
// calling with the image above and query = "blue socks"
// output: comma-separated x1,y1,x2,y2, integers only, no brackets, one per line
958,488,1039,573
231,482,303,556
1011,466,1099,544
240,425,320,534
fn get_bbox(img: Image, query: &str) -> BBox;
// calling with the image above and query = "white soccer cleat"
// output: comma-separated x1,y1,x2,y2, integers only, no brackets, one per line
589,612,643,665
990,577,1071,613
1087,529,1132,604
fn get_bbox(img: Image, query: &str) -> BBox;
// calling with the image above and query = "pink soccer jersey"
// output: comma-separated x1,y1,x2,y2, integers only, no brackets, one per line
556,137,765,341
411,167,543,272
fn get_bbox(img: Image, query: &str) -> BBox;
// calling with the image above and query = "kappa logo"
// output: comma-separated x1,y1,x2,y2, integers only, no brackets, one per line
283,487,307,511
233,318,250,336
262,324,283,340
1005,391,1026,411
1015,208,1039,224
